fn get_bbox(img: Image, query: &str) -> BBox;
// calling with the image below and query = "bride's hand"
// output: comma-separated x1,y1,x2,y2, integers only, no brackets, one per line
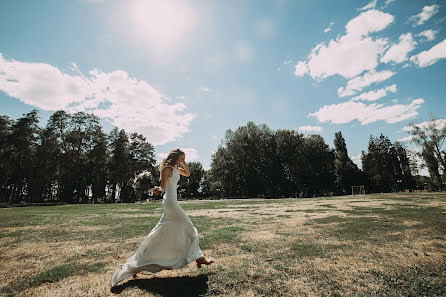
153,186,163,195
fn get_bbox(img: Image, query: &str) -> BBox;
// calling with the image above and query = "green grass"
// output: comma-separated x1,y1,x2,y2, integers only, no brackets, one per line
307,203,446,244
304,208,327,213
360,262,446,296
0,230,22,239
199,226,244,249
0,262,106,296
68,249,104,261
319,204,337,208
311,215,347,224
30,262,106,286
240,243,265,253
291,242,325,257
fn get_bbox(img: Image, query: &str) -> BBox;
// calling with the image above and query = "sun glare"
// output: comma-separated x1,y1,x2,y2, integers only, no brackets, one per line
128,0,197,51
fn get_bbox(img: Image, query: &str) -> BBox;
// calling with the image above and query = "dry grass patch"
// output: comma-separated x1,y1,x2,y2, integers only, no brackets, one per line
1,193,445,296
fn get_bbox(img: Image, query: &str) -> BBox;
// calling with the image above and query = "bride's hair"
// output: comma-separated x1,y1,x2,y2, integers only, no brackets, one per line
158,148,185,171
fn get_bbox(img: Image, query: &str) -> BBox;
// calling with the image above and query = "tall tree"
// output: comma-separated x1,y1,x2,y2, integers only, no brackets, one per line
7,110,39,203
208,145,233,197
29,126,60,203
88,126,108,203
48,110,73,203
362,134,409,192
108,128,130,202
178,162,206,199
302,134,335,197
128,133,156,179
275,129,305,197
125,132,156,202
407,117,446,190
209,122,278,198
394,141,414,191
199,171,212,198
209,123,336,198
0,115,13,203
422,142,442,191
69,112,101,203
0,109,158,204
48,111,101,203
333,132,362,195
133,171,156,201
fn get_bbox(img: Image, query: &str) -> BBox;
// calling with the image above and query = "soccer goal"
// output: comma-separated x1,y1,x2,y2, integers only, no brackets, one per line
351,185,366,195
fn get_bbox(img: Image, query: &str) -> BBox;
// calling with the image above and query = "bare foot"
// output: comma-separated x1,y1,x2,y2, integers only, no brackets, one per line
196,256,214,268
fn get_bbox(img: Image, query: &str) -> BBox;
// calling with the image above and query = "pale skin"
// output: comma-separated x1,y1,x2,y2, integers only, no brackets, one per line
153,153,190,195
148,153,213,272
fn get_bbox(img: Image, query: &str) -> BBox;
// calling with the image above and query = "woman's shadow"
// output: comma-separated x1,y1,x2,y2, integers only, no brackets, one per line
111,273,212,297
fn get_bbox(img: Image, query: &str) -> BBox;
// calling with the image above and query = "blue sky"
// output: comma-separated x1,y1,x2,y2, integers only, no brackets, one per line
0,0,445,171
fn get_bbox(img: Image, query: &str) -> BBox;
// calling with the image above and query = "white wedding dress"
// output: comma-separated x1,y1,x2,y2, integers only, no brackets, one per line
110,165,204,286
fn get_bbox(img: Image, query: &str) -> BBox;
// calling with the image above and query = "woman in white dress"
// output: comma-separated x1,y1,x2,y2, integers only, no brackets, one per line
110,148,214,287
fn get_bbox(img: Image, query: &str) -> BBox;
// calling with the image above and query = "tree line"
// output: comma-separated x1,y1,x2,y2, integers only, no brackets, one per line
207,122,419,198
0,110,444,204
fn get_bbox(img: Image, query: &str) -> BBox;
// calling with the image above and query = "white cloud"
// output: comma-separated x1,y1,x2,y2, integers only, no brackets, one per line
0,53,195,146
386,84,397,92
309,98,424,125
182,148,200,161
157,152,168,161
0,53,90,110
294,10,394,80
324,21,335,33
338,70,395,97
298,125,323,133
352,84,397,101
157,147,199,162
383,0,396,8
403,119,446,131
397,135,413,142
176,95,185,100
294,61,308,76
417,29,437,42
351,154,362,168
359,0,377,11
381,33,417,64
200,87,211,92
283,60,293,65
410,38,446,67
409,4,440,26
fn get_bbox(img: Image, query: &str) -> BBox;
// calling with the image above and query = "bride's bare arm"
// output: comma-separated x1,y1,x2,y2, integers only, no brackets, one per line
178,161,190,177
159,167,173,190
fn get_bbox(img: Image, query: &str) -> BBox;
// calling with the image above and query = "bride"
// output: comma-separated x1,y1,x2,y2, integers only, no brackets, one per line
110,148,214,286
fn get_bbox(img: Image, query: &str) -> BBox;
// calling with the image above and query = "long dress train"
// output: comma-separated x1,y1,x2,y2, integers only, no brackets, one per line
110,165,204,286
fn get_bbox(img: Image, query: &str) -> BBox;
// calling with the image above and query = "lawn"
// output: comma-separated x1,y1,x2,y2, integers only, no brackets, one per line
0,193,445,296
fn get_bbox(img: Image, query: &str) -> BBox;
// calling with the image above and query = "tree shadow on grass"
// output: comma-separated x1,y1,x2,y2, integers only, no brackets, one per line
111,273,212,297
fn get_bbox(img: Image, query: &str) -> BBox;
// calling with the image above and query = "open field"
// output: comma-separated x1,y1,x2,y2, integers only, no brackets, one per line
0,193,445,297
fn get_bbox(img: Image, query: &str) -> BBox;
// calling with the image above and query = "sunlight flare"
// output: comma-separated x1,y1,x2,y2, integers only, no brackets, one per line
128,0,197,50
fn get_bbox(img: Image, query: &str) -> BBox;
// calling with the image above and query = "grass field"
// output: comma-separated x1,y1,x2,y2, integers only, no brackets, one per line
0,193,445,297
